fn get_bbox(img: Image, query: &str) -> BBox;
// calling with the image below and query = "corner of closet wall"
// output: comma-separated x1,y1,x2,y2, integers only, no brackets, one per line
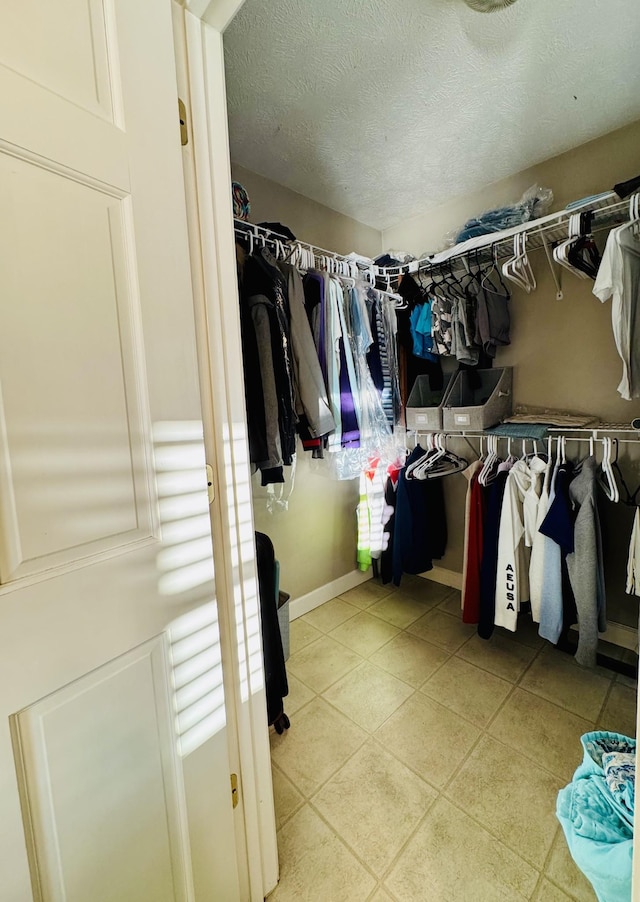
231,162,383,612
383,117,640,626
231,163,383,257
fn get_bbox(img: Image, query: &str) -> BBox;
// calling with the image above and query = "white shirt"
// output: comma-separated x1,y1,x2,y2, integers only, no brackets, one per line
494,460,531,632
523,456,548,547
529,456,553,622
626,508,640,596
593,226,640,401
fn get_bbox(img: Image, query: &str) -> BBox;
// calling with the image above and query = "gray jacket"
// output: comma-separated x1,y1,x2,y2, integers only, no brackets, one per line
566,456,607,667
247,293,283,472
280,263,335,438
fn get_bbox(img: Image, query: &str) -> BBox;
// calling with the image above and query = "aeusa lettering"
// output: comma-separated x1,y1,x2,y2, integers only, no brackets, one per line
505,563,515,609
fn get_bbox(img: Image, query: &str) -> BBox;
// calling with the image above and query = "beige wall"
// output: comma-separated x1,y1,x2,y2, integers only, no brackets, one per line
383,119,640,255
251,458,362,600
232,163,382,258
233,163,382,600
385,119,640,628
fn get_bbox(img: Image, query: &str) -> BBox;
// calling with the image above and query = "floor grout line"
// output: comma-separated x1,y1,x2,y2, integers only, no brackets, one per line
303,797,384,887
272,585,635,901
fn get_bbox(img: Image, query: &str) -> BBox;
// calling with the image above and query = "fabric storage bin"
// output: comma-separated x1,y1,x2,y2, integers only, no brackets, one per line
405,374,453,431
442,367,512,431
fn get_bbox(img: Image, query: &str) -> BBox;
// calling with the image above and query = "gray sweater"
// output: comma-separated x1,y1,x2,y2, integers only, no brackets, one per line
566,456,607,667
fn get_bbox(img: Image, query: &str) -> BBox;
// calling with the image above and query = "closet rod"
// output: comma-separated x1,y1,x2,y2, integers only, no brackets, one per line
408,429,640,443
234,219,405,305
234,219,376,273
383,192,632,280
235,188,634,290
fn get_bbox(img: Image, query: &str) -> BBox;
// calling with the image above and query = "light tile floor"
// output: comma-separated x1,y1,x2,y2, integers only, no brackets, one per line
268,576,638,902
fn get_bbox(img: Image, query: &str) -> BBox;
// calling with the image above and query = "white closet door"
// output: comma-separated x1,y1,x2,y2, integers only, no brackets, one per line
0,1,240,899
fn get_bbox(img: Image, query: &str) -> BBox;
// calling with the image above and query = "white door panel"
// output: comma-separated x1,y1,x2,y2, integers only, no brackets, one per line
0,158,151,579
11,638,190,902
0,0,241,898
0,0,113,120
0,64,128,193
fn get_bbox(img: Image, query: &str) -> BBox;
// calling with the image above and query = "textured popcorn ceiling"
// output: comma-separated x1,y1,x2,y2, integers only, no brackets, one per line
223,0,640,231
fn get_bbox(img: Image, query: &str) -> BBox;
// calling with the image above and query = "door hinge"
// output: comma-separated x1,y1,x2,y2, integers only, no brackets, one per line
178,98,188,146
206,464,215,504
230,773,239,809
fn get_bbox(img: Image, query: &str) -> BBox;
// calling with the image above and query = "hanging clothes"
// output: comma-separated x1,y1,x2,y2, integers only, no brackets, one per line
626,508,640,596
333,278,361,448
280,262,335,441
536,455,565,642
379,462,401,585
565,457,607,668
301,273,399,461
529,453,553,622
593,224,640,401
478,470,510,640
239,248,297,484
494,459,532,632
302,270,326,377
461,459,485,624
523,455,548,546
395,275,444,415
350,287,392,448
323,274,344,451
430,291,454,356
370,289,402,431
409,301,437,360
238,248,402,483
392,445,447,586
356,457,386,571
472,277,511,359
538,459,578,645
451,294,480,366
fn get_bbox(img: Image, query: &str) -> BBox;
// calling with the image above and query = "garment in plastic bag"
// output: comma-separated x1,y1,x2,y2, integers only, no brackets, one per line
556,731,635,902
446,184,554,246
324,286,401,481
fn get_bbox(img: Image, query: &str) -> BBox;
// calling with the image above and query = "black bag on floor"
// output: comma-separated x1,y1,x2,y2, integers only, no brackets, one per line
255,531,290,733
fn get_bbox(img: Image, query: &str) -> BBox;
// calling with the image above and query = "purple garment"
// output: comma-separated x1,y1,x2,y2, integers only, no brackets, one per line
303,272,327,386
338,337,360,448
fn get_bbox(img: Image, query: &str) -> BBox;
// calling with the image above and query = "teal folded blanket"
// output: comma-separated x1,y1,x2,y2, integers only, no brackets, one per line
557,732,635,902
484,423,549,440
